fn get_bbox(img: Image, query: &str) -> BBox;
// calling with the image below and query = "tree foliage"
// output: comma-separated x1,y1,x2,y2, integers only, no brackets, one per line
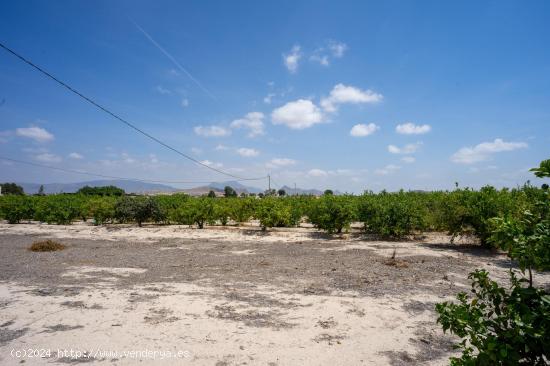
0,182,24,195
436,158,550,365
77,185,125,196
308,194,356,234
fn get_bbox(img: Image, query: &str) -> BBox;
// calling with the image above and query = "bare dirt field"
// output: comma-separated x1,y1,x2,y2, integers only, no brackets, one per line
1,223,549,365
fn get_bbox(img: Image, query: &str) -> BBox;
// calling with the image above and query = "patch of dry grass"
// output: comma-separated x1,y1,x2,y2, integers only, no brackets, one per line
28,240,66,252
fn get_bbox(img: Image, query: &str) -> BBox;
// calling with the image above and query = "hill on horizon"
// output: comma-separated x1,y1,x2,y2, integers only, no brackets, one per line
11,180,335,196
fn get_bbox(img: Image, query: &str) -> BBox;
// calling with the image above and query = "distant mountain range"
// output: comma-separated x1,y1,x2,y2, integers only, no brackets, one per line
14,180,333,196
17,180,180,195
279,185,321,196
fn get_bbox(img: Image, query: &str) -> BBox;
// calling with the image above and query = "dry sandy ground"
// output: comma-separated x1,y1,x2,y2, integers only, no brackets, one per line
1,222,549,365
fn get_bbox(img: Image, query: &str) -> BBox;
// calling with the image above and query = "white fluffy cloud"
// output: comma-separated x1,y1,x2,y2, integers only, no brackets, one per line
181,98,189,107
388,142,423,154
230,112,265,137
308,168,328,177
236,148,259,157
16,126,54,142
350,123,380,137
283,45,301,73
396,123,431,135
451,139,528,164
320,84,383,113
401,156,416,163
267,158,297,169
271,99,323,129
35,153,61,163
68,152,83,159
194,125,231,137
374,164,401,176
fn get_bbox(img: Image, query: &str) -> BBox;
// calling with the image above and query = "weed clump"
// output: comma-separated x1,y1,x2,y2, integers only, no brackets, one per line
29,240,66,252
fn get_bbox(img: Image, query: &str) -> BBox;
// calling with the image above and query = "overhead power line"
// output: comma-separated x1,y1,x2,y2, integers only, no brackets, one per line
0,41,263,182
0,156,264,185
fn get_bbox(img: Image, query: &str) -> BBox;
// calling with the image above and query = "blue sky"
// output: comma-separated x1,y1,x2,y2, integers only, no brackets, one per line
1,0,549,192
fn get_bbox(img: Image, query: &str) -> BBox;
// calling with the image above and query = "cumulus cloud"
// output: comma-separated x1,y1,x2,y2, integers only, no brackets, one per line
68,152,83,159
271,99,323,129
35,153,61,163
283,45,301,73
401,156,416,163
388,142,423,154
236,148,259,157
396,123,431,135
215,144,228,151
374,164,401,176
308,168,328,177
451,138,528,164
194,125,231,137
191,147,203,155
266,158,297,169
350,123,380,137
181,98,189,107
320,84,383,113
230,112,265,137
16,126,54,142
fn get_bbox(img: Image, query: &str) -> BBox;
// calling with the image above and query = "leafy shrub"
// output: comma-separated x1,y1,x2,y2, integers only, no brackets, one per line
228,197,256,224
358,192,423,238
436,159,550,365
255,197,297,230
0,195,34,223
436,270,550,365
34,195,80,225
213,199,231,226
308,194,356,234
182,197,215,229
84,197,115,225
114,196,163,226
439,186,517,247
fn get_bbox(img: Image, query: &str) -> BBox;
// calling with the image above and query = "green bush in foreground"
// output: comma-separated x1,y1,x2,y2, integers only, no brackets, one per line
436,270,550,365
436,158,550,365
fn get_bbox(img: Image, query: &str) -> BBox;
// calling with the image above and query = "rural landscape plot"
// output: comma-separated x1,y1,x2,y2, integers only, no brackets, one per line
1,1,550,365
0,223,545,365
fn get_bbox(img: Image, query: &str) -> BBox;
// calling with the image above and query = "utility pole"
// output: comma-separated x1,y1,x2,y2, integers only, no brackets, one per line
268,174,271,192
294,182,296,196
